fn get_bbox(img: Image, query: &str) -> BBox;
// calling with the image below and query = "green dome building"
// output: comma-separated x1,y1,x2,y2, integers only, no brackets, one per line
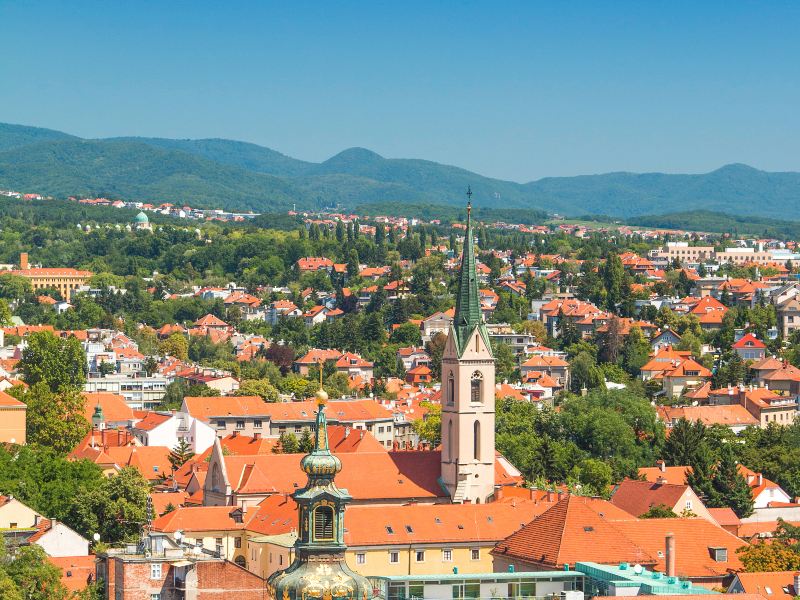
267,388,373,600
134,211,149,224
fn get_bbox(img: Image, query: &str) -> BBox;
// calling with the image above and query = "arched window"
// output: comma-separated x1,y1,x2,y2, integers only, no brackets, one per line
473,420,481,460
313,505,335,541
447,372,455,406
447,419,453,460
211,463,223,492
234,556,246,568
470,371,483,403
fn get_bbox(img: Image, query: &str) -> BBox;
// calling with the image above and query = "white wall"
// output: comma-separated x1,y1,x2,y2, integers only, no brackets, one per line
36,522,90,557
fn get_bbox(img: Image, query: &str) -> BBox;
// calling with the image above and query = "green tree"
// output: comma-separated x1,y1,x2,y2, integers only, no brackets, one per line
576,458,613,495
492,341,518,383
425,332,447,379
0,571,23,600
159,333,189,360
737,520,800,571
389,322,423,346
168,439,195,472
236,379,280,402
621,325,651,376
663,418,707,466
346,248,360,278
18,383,90,455
298,428,314,453
713,447,755,518
0,299,12,326
68,467,150,544
602,253,624,309
639,504,679,518
274,431,299,454
20,331,87,392
1,541,66,600
411,401,441,446
0,274,33,301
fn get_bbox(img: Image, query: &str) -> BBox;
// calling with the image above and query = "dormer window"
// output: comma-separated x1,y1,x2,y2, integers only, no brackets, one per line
710,547,727,562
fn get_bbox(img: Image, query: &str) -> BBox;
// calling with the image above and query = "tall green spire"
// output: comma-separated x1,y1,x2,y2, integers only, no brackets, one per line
452,188,490,356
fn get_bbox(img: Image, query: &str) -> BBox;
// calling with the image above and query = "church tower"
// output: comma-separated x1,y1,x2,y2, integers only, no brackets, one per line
268,386,372,600
440,192,496,504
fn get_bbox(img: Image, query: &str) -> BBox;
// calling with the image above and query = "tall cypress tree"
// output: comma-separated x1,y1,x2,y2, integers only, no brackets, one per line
713,447,755,517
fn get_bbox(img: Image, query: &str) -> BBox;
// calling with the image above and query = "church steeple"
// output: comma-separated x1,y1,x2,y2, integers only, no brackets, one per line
452,189,491,357
440,188,496,504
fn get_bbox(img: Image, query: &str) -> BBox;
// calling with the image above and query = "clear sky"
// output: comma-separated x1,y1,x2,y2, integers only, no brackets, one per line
2,1,799,181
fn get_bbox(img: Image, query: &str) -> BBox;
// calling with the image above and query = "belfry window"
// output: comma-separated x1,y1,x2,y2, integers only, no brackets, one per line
313,505,334,541
470,371,483,403
447,373,455,406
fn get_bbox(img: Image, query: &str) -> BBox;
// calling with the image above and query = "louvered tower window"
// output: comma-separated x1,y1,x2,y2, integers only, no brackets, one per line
314,505,334,541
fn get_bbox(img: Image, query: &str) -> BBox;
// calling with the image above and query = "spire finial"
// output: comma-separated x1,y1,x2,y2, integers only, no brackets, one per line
315,358,328,405
466,186,472,217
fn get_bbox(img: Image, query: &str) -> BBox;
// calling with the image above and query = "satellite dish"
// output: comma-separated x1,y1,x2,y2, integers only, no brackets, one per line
93,533,100,542
174,531,183,541
633,564,643,575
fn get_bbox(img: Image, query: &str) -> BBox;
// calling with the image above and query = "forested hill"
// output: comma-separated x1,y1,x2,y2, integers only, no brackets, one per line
1,122,800,218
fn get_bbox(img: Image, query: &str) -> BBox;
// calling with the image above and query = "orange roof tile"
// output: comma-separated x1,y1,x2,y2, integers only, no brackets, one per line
610,479,690,517
82,392,135,422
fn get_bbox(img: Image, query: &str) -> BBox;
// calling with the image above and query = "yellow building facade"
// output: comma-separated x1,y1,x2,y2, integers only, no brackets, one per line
0,391,26,445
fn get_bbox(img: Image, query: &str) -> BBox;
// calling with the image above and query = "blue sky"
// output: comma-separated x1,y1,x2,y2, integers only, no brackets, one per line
2,1,799,181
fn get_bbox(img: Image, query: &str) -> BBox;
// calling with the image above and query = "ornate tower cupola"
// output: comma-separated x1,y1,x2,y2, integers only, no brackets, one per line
92,401,105,431
268,385,372,600
440,189,497,504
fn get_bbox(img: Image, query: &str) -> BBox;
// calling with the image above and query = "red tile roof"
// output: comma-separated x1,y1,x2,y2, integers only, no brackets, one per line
48,555,96,593
81,392,135,422
733,333,766,350
610,479,689,517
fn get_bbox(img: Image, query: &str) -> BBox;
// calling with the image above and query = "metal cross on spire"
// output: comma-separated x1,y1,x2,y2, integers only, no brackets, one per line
466,186,472,215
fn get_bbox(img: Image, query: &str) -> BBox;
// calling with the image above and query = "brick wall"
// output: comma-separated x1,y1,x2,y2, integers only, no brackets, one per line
195,560,268,599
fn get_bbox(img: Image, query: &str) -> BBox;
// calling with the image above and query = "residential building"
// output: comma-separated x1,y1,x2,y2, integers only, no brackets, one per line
0,389,26,444
732,333,767,361
657,404,759,433
609,479,713,520
83,373,170,410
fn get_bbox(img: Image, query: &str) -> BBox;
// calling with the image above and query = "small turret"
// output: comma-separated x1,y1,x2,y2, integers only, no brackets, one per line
92,401,105,431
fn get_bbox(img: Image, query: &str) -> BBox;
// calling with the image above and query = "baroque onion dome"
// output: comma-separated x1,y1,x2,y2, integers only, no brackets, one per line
267,387,373,600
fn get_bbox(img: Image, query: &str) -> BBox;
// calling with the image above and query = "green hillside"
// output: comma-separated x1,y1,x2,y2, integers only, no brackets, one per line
0,138,303,211
1,122,799,218
0,122,77,152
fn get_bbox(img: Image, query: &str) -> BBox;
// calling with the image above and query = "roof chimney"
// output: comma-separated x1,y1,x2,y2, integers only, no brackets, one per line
657,460,666,473
665,532,676,577
757,473,763,486
253,432,261,440
231,430,238,438
19,252,28,270
793,573,800,597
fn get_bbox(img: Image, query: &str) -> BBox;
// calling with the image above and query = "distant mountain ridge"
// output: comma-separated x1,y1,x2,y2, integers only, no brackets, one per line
0,122,799,217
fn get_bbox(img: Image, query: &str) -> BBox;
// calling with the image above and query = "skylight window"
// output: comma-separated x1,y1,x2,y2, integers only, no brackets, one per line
405,525,414,533
583,526,594,532
386,526,394,534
